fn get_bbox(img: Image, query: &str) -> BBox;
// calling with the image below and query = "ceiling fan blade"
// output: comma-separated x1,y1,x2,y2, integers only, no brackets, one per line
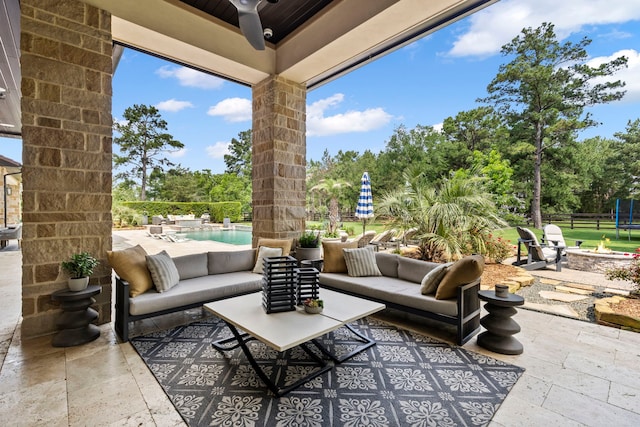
229,0,265,50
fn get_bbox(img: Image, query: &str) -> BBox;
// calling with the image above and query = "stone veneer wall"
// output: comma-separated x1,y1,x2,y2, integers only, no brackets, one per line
251,76,306,245
20,0,113,338
0,166,21,226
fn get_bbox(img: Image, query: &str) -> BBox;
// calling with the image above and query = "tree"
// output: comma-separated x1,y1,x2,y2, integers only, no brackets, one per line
615,119,640,197
113,104,184,200
310,178,351,234
224,130,252,177
481,22,627,228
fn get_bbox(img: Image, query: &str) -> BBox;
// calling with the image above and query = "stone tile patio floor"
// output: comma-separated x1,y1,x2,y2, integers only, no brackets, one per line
0,229,638,426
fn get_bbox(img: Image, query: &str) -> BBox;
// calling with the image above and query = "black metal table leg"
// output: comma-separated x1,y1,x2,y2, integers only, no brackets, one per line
212,320,332,397
312,323,376,363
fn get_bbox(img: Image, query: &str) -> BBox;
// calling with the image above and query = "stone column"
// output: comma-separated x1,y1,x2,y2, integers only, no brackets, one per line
252,76,306,245
20,0,113,338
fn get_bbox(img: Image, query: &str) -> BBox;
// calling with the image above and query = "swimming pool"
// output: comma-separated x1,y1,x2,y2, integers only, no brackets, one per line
184,229,252,245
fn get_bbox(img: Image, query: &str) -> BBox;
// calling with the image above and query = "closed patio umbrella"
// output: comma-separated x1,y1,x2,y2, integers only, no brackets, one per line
355,172,374,235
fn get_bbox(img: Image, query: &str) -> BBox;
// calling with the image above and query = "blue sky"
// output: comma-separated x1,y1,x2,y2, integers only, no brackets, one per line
2,0,640,174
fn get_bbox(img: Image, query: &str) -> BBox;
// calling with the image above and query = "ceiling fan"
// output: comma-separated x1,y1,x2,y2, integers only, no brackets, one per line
229,0,278,51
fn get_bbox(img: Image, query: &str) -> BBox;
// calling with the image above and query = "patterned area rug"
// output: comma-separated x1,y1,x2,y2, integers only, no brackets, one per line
131,316,524,426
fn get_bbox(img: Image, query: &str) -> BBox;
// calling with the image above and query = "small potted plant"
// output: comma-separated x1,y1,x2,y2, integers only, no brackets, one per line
296,230,321,262
61,252,99,291
303,298,324,314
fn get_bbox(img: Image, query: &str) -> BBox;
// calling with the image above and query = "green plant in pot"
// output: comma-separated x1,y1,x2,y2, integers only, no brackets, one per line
61,252,99,291
297,231,321,262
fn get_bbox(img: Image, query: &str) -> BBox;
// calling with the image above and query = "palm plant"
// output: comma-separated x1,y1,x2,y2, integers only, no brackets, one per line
378,173,506,261
310,178,351,234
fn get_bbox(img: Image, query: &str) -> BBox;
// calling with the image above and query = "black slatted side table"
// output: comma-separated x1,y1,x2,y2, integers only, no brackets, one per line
51,285,101,347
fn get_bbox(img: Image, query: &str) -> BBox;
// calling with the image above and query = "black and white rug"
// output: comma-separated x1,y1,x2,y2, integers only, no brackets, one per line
131,316,524,426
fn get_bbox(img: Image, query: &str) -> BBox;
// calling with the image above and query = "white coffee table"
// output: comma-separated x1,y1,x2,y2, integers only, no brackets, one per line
204,289,385,396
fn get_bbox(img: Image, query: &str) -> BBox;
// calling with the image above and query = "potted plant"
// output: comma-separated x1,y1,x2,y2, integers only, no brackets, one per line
296,230,321,262
303,298,324,314
61,252,99,291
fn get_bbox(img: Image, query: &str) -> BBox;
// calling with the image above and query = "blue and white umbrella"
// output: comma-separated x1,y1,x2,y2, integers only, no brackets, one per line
355,172,374,234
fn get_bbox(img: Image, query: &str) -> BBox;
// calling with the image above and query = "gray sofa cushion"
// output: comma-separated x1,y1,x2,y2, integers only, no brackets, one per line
397,256,438,284
208,249,256,275
173,253,208,280
130,272,262,315
374,252,399,277
319,273,457,316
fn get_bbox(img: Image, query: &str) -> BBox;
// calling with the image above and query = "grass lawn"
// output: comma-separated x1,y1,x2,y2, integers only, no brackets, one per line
305,220,640,253
494,226,640,253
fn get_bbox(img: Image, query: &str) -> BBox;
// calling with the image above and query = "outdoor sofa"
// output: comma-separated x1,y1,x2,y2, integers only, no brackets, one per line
109,239,482,346
318,241,483,345
109,238,293,342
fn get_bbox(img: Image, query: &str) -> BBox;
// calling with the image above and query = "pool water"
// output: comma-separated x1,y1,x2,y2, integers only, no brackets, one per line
184,229,252,245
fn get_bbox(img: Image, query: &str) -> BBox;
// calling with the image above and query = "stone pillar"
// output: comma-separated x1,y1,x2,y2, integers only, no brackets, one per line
252,76,306,245
20,0,113,338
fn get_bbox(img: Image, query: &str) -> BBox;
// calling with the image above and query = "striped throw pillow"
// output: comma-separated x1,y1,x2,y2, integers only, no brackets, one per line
343,246,382,277
146,250,180,293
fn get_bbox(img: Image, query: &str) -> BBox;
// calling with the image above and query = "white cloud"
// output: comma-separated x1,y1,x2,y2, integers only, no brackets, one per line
432,122,444,133
206,141,230,159
155,99,194,112
448,0,640,57
307,94,393,137
587,49,640,102
168,148,187,158
207,98,252,122
156,65,224,89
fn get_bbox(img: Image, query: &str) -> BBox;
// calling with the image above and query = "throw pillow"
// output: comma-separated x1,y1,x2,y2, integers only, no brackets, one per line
435,255,485,300
420,262,453,295
107,245,153,297
343,246,382,277
253,246,283,274
146,250,180,293
322,240,358,273
256,238,293,258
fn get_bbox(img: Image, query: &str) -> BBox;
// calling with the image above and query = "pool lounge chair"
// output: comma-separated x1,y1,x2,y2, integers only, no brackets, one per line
347,230,377,248
370,229,398,250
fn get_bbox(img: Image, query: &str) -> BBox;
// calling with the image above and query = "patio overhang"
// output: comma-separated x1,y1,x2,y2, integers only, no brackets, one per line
0,0,499,137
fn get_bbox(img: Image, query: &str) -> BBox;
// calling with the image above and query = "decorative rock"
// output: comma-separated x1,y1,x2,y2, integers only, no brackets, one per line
594,296,640,331
540,278,563,285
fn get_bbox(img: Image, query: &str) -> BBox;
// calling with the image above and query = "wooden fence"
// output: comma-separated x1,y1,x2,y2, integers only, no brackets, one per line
528,213,620,230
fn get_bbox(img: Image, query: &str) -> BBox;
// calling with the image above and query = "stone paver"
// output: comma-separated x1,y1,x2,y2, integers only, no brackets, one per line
555,285,593,295
539,290,590,302
524,302,580,317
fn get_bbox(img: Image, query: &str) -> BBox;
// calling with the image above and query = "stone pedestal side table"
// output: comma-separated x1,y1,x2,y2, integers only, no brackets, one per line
477,290,525,355
51,285,101,347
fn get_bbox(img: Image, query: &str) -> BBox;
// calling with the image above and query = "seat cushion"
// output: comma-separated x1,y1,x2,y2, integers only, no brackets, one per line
172,253,208,280
343,246,381,277
208,249,256,274
322,240,358,273
146,250,180,293
374,252,399,277
397,256,439,284
129,272,263,316
435,255,484,300
319,273,458,316
108,245,153,297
